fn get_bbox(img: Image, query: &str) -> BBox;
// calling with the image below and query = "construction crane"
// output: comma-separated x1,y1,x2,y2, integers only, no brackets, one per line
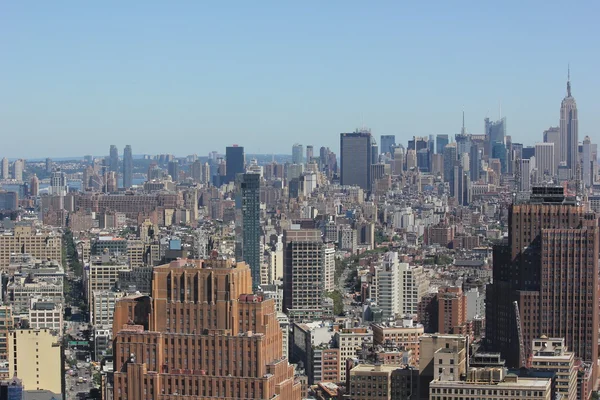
513,301,526,368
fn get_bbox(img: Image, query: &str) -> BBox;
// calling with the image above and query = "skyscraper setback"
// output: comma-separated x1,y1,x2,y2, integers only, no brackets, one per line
122,145,133,188
112,258,301,399
486,186,598,377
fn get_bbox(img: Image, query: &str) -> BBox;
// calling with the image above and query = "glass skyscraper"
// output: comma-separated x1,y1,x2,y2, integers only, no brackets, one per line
239,173,261,289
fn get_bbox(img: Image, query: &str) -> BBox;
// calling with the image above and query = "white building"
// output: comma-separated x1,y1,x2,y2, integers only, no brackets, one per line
534,142,555,182
372,252,401,318
334,328,373,382
530,336,577,400
465,288,485,320
92,289,125,326
28,298,62,331
399,263,429,317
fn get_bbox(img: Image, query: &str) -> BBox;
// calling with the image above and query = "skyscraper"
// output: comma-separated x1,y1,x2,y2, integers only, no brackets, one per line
469,143,482,182
436,135,449,155
486,186,598,372
340,130,372,191
560,69,578,177
292,143,304,165
306,145,313,163
380,135,396,155
168,160,179,182
239,173,261,289
443,142,457,188
122,145,133,188
543,127,560,175
112,258,301,400
1,158,8,180
11,160,23,182
534,142,555,182
109,145,119,173
225,145,245,184
283,228,333,321
582,136,593,188
484,117,506,156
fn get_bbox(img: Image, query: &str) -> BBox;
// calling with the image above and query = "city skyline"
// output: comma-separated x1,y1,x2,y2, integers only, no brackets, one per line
2,2,600,158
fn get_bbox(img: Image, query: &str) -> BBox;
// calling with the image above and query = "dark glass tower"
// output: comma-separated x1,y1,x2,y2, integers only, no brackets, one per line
109,145,119,173
239,173,261,289
340,130,372,191
122,145,133,188
380,135,396,155
225,145,245,184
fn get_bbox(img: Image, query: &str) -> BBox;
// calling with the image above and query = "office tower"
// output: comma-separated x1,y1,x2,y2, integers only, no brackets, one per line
283,228,333,321
534,142,555,181
518,159,531,192
405,149,417,170
419,334,468,398
340,130,372,191
437,287,467,334
190,160,202,183
582,136,593,188
306,145,313,163
453,165,470,206
543,127,560,175
225,145,245,184
484,117,506,156
371,138,379,164
560,70,578,177
491,141,507,173
380,135,396,155
237,173,261,289
292,143,304,165
8,329,62,393
45,157,52,173
167,161,179,182
469,144,482,182
512,142,523,160
455,133,471,158
0,158,8,179
112,258,301,400
443,142,457,186
436,134,449,154
530,337,577,400
29,174,39,197
109,144,119,172
416,148,429,172
486,186,598,371
122,145,133,188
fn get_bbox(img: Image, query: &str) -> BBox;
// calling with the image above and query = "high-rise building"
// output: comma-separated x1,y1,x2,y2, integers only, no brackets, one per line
45,157,52,173
534,142,555,182
372,252,402,318
225,145,245,184
455,133,471,158
112,258,301,400
486,186,598,372
283,228,333,322
340,130,373,191
436,135,449,155
292,143,304,165
437,287,468,335
484,117,506,156
168,160,179,182
306,145,313,163
491,141,507,173
469,143,482,182
109,145,119,173
11,160,23,182
29,174,40,197
380,135,396,155
238,173,261,289
518,159,531,192
371,137,379,164
0,158,8,180
122,145,133,188
443,143,457,189
560,70,578,177
543,127,560,175
8,328,62,394
582,136,593,188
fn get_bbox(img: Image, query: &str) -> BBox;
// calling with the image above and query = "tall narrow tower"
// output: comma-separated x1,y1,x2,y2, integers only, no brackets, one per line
560,67,578,177
122,145,133,188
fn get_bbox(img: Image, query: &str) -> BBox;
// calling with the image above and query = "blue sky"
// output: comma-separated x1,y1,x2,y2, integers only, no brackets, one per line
1,1,599,158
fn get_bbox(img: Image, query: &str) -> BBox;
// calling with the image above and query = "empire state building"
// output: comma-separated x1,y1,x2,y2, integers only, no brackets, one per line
560,69,578,177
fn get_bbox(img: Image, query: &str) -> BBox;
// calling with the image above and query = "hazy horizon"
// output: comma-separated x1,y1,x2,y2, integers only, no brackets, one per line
2,1,599,158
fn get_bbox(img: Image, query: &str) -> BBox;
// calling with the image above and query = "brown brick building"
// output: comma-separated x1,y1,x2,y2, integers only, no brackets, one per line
486,186,598,380
437,287,468,335
112,258,301,400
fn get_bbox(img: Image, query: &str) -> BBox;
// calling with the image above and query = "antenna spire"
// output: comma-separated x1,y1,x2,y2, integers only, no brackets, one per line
461,108,466,135
567,64,572,97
